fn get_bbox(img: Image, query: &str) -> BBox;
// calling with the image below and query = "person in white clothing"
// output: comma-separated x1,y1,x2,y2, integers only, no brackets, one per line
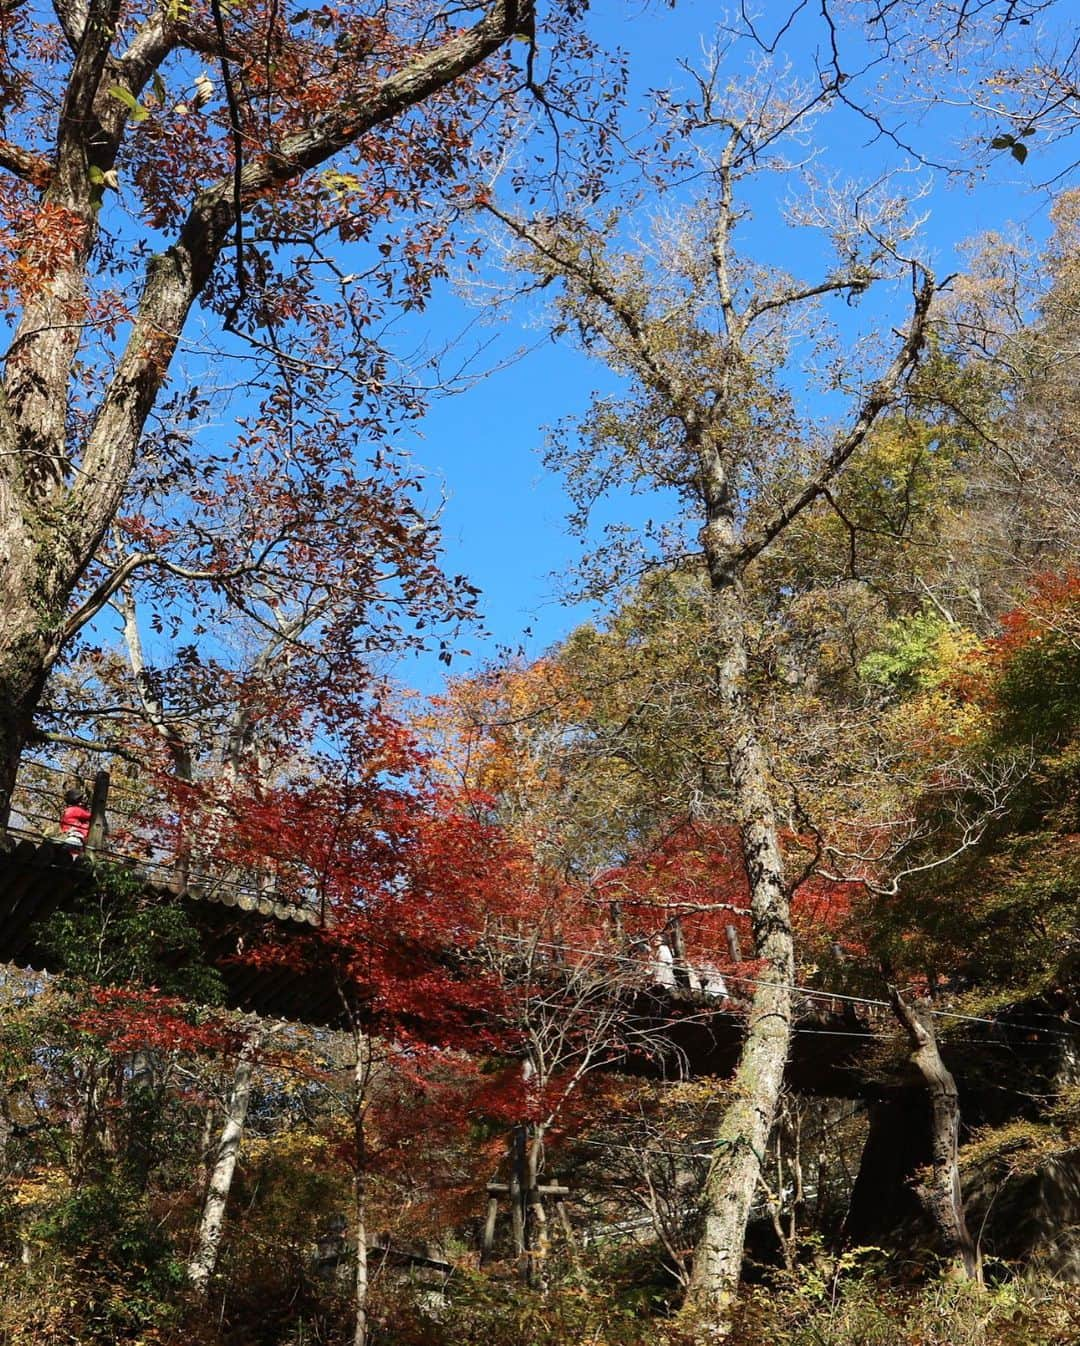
651,938,675,988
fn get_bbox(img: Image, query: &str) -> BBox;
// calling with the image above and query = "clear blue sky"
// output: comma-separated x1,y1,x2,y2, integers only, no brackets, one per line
391,1,1080,690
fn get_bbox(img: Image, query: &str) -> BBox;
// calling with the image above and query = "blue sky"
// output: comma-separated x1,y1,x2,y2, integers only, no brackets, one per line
105,0,1075,700
390,0,1078,692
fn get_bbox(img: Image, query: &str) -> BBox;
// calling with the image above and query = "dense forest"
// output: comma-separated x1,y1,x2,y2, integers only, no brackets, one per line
1,0,1080,1342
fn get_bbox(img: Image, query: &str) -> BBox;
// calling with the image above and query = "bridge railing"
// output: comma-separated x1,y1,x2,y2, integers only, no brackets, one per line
7,755,320,915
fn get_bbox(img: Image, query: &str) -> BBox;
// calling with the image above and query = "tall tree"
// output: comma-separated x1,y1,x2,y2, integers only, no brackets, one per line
0,0,589,829
490,67,936,1327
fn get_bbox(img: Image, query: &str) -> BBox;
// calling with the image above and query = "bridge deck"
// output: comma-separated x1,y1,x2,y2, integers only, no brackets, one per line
0,836,341,1023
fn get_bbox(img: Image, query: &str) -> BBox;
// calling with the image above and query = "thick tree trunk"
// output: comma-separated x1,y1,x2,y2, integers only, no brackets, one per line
845,1094,927,1244
684,571,794,1330
889,988,980,1281
0,623,52,833
0,0,531,834
188,1028,261,1296
684,411,796,1326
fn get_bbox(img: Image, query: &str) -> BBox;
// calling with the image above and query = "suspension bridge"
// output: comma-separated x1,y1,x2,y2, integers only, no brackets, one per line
0,756,1067,1101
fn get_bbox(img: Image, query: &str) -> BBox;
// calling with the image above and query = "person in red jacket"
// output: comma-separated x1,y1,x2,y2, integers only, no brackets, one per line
60,788,91,850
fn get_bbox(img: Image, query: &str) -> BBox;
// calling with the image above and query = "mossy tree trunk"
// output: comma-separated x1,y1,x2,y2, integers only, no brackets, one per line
683,495,795,1328
889,988,980,1281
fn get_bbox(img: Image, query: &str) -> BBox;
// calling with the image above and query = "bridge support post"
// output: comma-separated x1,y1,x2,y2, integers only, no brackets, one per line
85,770,110,857
509,1125,527,1278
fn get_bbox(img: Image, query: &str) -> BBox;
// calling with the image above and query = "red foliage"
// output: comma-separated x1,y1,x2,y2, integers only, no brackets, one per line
72,986,234,1057
991,570,1080,658
941,569,1080,710
191,708,524,1054
595,820,856,975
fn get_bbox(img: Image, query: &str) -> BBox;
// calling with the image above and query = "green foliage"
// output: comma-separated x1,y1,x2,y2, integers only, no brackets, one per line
870,827,1080,1000
39,858,224,1003
960,1118,1063,1179
7,1179,185,1343
858,610,959,695
995,628,1080,748
372,1267,700,1346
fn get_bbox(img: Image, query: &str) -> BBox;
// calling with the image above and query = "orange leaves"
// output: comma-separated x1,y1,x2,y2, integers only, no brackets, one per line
899,570,1080,750
990,569,1080,662
0,201,88,309
418,659,591,832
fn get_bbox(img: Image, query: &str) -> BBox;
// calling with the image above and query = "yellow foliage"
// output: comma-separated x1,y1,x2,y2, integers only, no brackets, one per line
8,1168,71,1210
242,1127,337,1169
960,1118,1065,1178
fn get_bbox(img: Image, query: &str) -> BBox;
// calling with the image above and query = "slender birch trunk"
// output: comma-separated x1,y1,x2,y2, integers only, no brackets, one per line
353,1158,369,1346
188,1026,262,1295
352,1030,371,1346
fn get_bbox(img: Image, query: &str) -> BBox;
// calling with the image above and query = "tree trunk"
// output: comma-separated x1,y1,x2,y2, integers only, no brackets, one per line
889,988,980,1281
667,915,692,988
684,561,794,1329
525,1126,550,1288
124,1047,159,1191
509,1124,528,1281
844,1094,926,1245
353,1160,369,1346
0,627,50,834
352,1037,370,1346
188,1027,262,1296
480,1192,500,1264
